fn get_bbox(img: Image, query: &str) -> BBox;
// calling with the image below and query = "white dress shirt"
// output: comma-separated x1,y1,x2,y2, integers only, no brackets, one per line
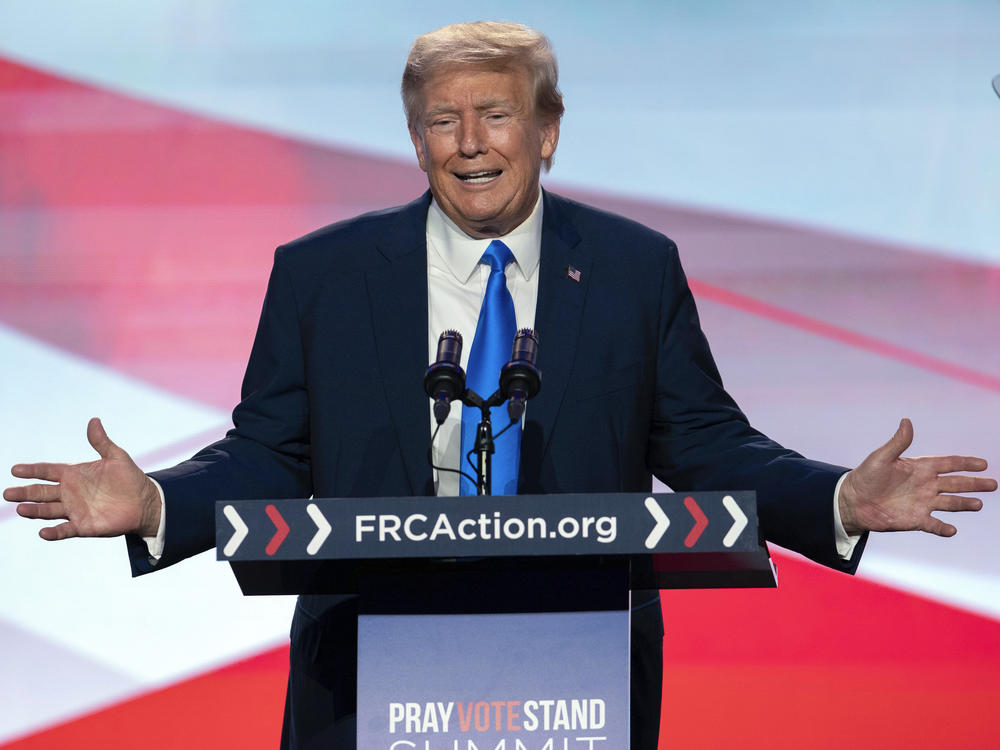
426,194,542,497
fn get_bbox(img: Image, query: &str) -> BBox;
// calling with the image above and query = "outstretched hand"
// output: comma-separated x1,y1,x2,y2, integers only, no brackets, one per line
839,418,996,537
4,418,161,541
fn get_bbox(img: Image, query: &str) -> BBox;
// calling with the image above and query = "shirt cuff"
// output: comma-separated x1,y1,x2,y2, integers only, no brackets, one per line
141,477,166,561
833,471,862,560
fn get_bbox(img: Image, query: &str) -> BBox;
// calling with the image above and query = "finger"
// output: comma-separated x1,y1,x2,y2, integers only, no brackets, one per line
4,484,60,502
878,418,913,463
934,494,984,513
39,522,77,541
938,475,997,493
921,515,957,537
17,501,69,521
87,417,118,460
10,463,66,482
928,456,990,474
3,486,25,502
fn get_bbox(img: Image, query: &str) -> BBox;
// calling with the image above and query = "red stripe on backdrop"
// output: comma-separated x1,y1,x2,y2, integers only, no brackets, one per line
689,280,1000,394
0,59,425,208
0,56,69,90
0,55,426,409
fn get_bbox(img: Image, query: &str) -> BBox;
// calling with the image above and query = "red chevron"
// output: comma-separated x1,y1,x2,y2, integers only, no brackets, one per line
264,504,290,556
683,495,708,548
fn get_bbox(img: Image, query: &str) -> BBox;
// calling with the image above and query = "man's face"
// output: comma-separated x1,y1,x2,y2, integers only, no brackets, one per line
409,66,559,239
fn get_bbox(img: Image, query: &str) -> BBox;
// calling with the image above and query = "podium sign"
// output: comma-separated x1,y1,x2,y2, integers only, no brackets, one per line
357,610,628,749
216,491,775,593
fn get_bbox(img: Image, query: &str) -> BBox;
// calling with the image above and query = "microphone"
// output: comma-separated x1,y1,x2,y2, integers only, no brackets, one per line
424,330,465,425
499,328,541,422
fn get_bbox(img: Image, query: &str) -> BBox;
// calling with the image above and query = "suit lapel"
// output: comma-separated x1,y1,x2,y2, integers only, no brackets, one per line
523,191,592,486
366,193,435,495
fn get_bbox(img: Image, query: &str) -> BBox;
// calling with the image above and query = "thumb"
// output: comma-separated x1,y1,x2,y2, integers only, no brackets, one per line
878,418,913,462
86,417,119,460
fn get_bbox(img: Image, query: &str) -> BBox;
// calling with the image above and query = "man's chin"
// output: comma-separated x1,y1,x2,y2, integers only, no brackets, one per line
439,202,513,239
439,196,536,238
457,221,507,240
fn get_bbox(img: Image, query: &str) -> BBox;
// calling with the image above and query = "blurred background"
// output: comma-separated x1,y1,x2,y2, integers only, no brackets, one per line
1,1,997,748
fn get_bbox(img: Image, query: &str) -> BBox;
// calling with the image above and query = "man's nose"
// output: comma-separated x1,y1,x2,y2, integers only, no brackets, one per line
458,116,487,157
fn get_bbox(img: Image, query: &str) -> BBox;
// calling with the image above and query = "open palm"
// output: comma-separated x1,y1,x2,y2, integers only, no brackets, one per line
839,418,994,537
4,418,161,541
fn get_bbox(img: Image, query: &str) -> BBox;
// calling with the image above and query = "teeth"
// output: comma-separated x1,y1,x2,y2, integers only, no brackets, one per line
459,170,501,183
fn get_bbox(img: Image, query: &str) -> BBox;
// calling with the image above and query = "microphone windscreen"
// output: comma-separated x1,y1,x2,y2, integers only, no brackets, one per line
436,329,463,367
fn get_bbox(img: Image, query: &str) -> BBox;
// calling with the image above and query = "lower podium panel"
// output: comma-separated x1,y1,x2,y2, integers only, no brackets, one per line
356,610,629,749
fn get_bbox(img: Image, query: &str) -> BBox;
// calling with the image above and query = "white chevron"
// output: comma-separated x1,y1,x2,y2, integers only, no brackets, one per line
222,505,249,556
722,495,747,547
643,497,670,549
306,503,332,555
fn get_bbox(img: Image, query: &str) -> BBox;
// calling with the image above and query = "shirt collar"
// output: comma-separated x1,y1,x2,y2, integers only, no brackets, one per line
426,192,543,284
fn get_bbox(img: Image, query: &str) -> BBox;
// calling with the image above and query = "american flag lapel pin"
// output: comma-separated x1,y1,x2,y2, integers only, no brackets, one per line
567,265,582,282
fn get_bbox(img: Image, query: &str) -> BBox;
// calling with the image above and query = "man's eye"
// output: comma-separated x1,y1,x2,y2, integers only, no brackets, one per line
428,119,457,134
486,113,509,123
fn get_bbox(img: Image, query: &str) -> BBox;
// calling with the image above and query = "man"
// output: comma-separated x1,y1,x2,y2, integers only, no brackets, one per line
5,21,994,750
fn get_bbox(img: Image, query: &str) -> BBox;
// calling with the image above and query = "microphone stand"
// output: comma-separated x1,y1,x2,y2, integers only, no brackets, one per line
460,387,508,496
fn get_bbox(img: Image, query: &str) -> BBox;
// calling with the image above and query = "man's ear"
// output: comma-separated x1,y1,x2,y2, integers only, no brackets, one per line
539,118,560,162
410,128,429,173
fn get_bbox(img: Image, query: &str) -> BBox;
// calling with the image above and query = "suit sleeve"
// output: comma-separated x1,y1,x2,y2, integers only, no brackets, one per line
127,247,314,574
645,242,866,573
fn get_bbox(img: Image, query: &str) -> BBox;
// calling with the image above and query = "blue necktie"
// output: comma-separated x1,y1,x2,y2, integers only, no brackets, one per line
460,240,520,496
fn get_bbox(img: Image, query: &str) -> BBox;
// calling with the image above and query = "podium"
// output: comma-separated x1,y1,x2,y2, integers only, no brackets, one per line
217,491,775,747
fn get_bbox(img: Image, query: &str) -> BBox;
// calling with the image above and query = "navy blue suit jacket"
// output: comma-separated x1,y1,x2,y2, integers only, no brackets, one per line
131,190,864,574
127,190,865,746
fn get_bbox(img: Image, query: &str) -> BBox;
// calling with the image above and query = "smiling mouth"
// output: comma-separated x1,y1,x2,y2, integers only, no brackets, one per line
456,169,502,184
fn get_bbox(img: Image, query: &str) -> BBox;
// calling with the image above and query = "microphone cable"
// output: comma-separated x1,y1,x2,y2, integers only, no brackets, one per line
426,421,478,488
